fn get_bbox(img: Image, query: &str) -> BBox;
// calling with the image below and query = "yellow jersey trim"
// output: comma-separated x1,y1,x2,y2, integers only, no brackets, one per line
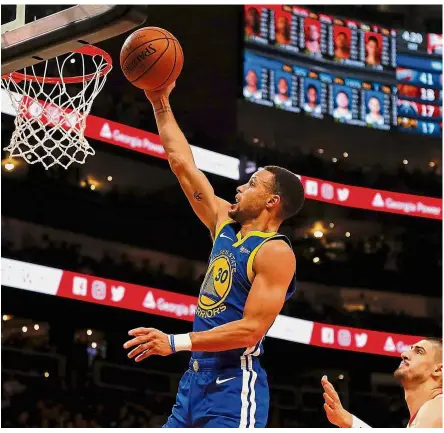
214,219,235,241
246,236,277,284
232,230,276,247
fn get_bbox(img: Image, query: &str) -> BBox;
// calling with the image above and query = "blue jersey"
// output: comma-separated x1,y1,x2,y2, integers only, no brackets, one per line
192,219,296,363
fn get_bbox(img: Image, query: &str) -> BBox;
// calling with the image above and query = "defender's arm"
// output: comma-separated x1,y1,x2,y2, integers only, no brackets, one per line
145,84,230,236
322,376,371,428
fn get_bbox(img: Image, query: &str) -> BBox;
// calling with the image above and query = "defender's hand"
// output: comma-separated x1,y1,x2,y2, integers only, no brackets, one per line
144,82,176,104
321,375,353,428
123,327,172,362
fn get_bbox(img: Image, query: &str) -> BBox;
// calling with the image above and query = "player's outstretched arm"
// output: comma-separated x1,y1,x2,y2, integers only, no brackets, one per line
145,84,230,237
123,240,295,360
321,376,372,428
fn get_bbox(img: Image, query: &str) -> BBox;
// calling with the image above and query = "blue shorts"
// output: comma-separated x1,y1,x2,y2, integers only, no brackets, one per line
163,355,269,428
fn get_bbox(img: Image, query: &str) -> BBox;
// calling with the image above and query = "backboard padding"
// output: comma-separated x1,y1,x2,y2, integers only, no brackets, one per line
1,5,148,75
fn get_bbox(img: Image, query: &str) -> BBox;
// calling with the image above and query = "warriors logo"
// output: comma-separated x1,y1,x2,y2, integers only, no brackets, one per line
197,254,233,318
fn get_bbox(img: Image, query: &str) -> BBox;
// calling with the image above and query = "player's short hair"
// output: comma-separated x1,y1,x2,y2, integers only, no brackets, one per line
307,84,317,93
247,7,260,33
337,31,348,39
368,35,379,45
426,337,442,360
263,166,305,220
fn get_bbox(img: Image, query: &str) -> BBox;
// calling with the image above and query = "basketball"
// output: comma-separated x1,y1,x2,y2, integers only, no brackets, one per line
120,27,184,91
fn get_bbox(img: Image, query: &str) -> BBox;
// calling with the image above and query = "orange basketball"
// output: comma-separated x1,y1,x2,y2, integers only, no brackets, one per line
120,27,184,91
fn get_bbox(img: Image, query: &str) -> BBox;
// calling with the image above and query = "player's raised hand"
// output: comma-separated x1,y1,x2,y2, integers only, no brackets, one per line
123,327,172,362
321,375,353,428
144,82,176,104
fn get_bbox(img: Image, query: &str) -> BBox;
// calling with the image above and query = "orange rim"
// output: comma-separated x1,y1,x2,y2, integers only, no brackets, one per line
2,45,112,84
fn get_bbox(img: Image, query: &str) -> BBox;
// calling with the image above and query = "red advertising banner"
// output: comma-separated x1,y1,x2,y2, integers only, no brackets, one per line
58,270,196,322
84,113,442,220
2,89,441,219
3,258,426,358
310,321,424,357
299,174,442,220
85,114,168,160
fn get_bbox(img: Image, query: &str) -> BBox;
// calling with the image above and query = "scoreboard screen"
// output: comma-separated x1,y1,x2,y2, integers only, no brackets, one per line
244,5,442,137
243,51,396,130
244,5,397,72
397,30,443,56
396,51,442,137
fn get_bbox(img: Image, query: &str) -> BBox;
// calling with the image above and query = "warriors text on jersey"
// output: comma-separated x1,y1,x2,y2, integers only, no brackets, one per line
192,219,297,362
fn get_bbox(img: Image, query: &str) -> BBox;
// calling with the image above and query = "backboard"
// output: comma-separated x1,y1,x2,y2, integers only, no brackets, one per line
1,5,148,74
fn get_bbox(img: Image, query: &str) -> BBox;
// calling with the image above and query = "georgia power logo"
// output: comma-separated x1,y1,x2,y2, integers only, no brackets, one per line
100,122,113,139
197,251,236,318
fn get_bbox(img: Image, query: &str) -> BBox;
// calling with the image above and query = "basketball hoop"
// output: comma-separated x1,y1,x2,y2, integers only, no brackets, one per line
1,45,112,169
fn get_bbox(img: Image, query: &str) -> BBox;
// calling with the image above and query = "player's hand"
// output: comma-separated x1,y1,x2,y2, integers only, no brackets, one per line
321,375,353,428
144,82,176,103
123,327,172,362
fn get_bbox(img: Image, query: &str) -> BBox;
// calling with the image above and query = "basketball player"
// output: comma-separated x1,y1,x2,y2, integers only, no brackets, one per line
321,338,443,428
123,82,305,427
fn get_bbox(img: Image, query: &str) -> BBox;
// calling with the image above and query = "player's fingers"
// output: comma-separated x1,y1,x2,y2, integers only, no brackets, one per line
123,334,153,349
128,327,155,336
323,403,334,415
321,375,334,389
127,345,144,359
135,349,152,362
127,342,152,359
323,382,341,403
321,376,331,390
129,341,155,359
323,393,336,408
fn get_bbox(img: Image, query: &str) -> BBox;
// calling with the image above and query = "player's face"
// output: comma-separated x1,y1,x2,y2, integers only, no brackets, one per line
368,97,380,114
366,39,377,56
229,170,276,224
246,9,256,26
278,78,288,95
277,16,287,33
336,33,347,48
246,70,258,87
394,340,442,385
308,25,319,41
308,87,317,103
336,92,349,109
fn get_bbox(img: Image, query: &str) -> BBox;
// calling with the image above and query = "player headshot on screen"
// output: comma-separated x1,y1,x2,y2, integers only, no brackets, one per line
275,16,291,45
305,23,321,54
334,31,350,59
243,69,262,100
303,84,322,115
274,77,292,108
365,35,381,66
245,7,261,37
365,96,384,126
333,90,352,121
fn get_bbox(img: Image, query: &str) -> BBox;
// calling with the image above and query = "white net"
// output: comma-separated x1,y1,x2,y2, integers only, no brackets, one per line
1,47,112,169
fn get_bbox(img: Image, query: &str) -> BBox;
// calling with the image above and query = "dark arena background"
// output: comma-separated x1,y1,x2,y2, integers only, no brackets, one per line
1,4,442,429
